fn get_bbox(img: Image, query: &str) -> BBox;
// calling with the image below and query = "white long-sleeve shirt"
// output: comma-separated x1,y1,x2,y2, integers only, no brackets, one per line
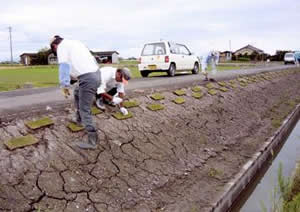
97,67,125,94
57,39,99,78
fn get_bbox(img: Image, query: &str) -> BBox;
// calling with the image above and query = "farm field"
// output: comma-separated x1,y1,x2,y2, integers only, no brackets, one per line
0,61,247,92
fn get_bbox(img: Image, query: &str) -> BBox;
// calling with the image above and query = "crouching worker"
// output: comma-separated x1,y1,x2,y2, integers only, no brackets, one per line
50,35,101,150
95,67,131,115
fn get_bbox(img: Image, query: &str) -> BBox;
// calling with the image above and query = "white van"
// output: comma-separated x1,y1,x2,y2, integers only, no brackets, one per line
138,41,199,77
284,52,296,65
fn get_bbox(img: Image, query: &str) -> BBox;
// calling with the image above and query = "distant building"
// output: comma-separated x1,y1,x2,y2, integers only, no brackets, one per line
219,51,232,62
234,44,264,55
234,44,267,61
20,53,37,66
48,53,58,65
20,50,119,65
92,51,119,64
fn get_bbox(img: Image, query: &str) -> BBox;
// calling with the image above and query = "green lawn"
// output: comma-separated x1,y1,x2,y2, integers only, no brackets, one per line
0,63,245,92
0,65,58,91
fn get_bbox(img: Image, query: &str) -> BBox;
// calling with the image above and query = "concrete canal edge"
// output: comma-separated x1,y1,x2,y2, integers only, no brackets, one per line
210,104,300,212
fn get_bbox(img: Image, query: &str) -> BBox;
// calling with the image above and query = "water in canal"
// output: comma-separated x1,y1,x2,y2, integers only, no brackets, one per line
232,120,300,212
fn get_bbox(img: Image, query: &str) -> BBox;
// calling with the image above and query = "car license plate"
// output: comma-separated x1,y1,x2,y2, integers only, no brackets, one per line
148,65,157,70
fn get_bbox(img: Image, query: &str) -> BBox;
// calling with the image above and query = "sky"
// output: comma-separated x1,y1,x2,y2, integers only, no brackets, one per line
0,0,299,62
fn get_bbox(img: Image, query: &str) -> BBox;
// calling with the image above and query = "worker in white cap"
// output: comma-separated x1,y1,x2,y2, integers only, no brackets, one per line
50,35,123,149
95,66,131,116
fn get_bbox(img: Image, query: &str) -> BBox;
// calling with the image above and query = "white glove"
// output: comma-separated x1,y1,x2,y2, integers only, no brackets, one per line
120,107,128,115
112,96,123,105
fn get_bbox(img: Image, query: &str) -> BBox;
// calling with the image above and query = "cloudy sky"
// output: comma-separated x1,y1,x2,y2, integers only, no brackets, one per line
0,0,299,62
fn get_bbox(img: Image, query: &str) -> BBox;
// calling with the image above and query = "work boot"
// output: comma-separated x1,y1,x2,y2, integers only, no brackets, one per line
74,132,98,150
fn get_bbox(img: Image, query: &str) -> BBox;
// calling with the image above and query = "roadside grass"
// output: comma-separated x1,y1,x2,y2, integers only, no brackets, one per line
0,63,246,92
0,65,58,92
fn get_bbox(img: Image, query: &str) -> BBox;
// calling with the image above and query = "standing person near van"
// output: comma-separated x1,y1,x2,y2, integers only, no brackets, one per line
201,50,219,82
50,35,123,149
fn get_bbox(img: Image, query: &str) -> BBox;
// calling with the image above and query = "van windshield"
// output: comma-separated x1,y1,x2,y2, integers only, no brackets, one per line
285,53,294,58
142,43,166,56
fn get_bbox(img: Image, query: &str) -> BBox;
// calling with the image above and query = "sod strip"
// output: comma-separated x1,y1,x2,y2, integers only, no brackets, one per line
123,100,140,108
150,93,165,100
67,122,85,132
147,104,164,111
25,117,54,130
173,97,185,104
112,112,133,120
4,135,39,150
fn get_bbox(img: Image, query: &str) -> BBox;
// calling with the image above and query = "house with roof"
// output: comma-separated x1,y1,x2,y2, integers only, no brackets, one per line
20,50,119,65
234,44,266,61
219,51,232,62
91,51,119,64
20,53,38,65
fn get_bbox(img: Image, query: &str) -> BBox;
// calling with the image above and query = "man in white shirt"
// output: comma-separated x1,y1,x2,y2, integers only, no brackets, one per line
50,35,123,149
95,66,131,116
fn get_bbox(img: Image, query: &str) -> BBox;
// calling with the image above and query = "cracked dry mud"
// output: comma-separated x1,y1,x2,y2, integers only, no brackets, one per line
1,69,300,212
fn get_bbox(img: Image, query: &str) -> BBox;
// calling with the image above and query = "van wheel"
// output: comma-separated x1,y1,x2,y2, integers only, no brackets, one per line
168,63,176,77
192,62,199,74
141,71,149,77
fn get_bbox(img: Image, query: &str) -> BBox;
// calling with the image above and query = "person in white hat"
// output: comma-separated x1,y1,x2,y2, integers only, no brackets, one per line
95,66,131,116
50,35,123,149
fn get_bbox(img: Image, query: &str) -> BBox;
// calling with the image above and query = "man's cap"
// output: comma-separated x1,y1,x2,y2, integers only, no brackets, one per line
49,35,63,45
120,67,131,81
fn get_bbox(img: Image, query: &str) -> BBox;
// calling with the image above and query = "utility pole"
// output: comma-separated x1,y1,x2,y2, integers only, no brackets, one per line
8,26,13,64
229,40,231,52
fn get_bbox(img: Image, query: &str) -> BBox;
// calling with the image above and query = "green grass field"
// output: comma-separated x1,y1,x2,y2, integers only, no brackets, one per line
0,62,245,92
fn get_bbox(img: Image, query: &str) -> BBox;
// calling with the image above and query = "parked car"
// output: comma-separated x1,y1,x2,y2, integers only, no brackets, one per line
284,52,296,64
138,41,199,77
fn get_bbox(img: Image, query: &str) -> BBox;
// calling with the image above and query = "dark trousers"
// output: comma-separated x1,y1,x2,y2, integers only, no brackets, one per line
96,87,118,103
74,70,101,132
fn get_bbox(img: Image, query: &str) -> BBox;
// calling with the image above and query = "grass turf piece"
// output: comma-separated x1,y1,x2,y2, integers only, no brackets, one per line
173,89,186,96
112,111,133,120
229,83,237,88
147,104,164,111
237,78,248,83
123,100,140,108
67,122,84,132
208,89,218,95
219,87,229,92
173,97,185,104
191,86,202,92
192,92,204,99
150,93,165,100
218,82,227,87
205,83,215,89
239,82,248,87
4,134,39,150
91,106,102,115
25,117,54,130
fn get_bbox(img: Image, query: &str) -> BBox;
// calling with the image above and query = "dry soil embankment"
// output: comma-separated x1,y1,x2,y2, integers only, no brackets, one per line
0,69,300,212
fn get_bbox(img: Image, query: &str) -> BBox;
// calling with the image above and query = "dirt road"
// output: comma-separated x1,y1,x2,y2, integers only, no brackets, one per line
0,68,300,211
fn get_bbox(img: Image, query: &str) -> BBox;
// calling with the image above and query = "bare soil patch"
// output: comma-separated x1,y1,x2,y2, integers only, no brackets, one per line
0,69,300,212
